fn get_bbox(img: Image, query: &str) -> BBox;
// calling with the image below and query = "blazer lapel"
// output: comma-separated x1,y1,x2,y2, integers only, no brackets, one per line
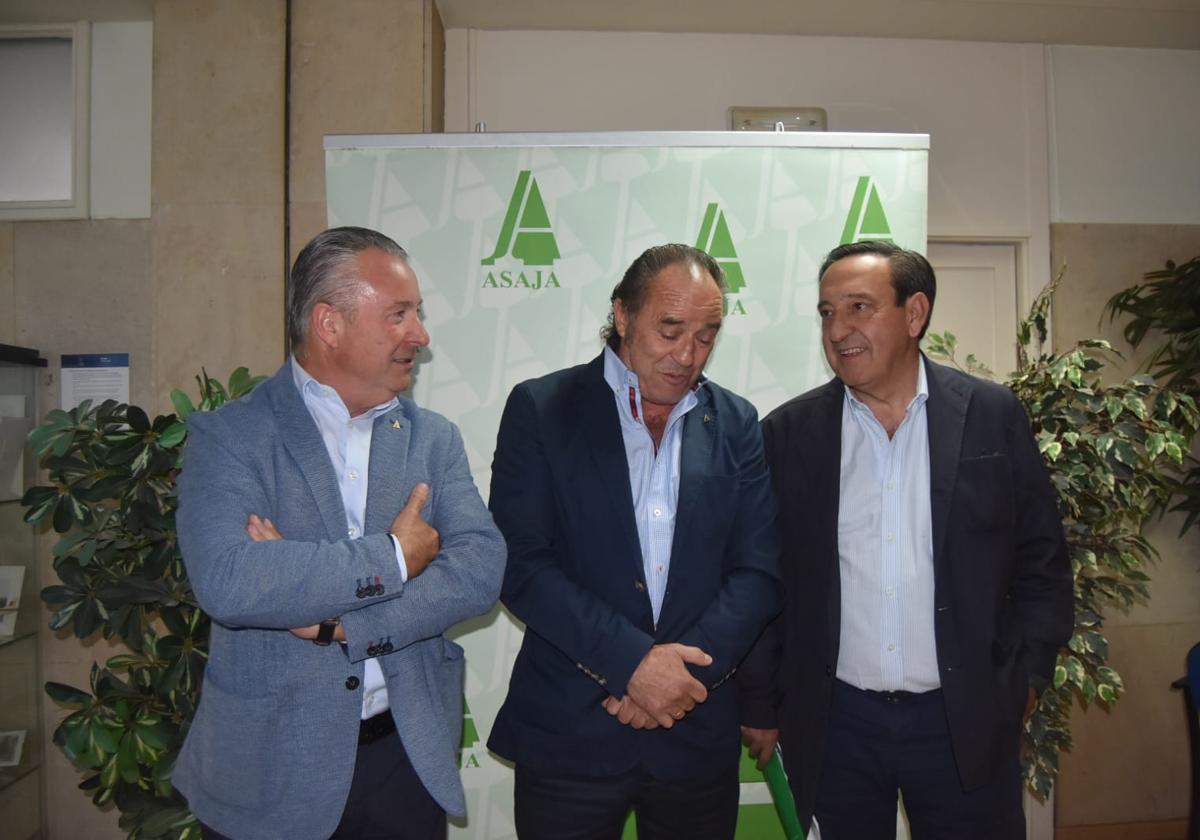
578,361,641,572
925,359,970,570
670,387,715,563
270,367,349,541
365,403,411,534
810,382,845,651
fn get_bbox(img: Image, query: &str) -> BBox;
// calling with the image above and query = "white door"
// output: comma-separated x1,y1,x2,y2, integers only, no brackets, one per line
926,242,1020,377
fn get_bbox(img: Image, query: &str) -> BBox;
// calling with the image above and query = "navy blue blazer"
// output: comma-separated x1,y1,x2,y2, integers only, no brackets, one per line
487,354,782,780
738,358,1073,831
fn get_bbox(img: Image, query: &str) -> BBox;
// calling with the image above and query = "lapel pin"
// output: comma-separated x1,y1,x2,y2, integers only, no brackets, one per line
703,413,711,424
391,420,402,429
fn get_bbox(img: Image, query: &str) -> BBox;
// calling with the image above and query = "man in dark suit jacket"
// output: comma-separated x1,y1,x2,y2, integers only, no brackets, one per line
488,244,782,840
739,241,1072,839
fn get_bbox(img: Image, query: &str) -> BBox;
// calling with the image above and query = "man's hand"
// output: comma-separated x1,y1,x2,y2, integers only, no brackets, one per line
602,695,659,730
391,483,439,578
625,643,711,728
741,726,779,769
245,514,345,641
246,513,282,542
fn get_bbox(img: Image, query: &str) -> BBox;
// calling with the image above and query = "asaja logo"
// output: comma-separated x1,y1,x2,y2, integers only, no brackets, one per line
481,170,561,290
839,176,893,245
695,202,747,316
458,699,482,769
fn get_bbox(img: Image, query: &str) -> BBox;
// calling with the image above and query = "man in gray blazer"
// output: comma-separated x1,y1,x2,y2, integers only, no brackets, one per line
175,227,505,840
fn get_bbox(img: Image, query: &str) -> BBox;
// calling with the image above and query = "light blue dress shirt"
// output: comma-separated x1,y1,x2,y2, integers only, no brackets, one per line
835,357,940,693
602,347,701,625
292,358,407,719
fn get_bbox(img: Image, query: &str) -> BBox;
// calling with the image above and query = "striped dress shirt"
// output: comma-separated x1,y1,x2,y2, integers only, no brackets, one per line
835,358,940,693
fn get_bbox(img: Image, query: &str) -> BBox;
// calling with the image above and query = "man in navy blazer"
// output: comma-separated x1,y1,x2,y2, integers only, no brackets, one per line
739,241,1073,839
487,244,782,840
175,227,505,840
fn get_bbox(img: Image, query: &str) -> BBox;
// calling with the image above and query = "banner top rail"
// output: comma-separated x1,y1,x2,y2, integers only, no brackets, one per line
324,130,929,152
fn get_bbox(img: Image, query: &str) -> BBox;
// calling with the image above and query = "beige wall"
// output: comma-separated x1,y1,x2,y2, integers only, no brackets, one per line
1050,223,1200,835
0,224,13,345
288,0,439,265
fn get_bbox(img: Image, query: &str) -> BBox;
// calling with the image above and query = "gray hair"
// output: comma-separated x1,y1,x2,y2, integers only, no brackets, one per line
286,227,409,352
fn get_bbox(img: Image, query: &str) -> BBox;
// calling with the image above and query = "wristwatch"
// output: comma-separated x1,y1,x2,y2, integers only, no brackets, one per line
313,617,340,646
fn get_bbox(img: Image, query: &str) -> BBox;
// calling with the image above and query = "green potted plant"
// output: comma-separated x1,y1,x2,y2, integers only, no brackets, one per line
1104,255,1200,533
22,369,263,838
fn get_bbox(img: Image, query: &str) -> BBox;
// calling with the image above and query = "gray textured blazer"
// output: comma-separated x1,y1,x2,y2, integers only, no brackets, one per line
174,363,505,840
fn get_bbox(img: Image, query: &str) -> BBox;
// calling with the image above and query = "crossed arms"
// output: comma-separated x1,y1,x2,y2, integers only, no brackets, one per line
176,407,504,661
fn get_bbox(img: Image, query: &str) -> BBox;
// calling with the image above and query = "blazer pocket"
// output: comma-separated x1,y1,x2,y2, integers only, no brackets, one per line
189,677,283,810
956,454,1014,532
437,638,467,740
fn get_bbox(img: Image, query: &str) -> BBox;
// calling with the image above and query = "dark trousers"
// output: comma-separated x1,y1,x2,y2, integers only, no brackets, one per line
201,725,445,840
514,762,739,840
814,680,1024,840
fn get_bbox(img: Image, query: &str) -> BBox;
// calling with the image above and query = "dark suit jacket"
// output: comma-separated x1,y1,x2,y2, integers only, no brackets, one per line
739,358,1072,830
487,353,782,780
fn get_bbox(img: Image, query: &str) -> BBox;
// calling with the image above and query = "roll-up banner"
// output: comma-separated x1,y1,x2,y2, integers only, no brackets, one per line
325,131,929,839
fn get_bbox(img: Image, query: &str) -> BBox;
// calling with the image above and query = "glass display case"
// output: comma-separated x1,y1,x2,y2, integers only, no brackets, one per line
0,343,47,840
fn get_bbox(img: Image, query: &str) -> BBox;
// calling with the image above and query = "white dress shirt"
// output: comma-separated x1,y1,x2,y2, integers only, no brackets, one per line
835,357,940,693
292,358,408,719
602,347,701,625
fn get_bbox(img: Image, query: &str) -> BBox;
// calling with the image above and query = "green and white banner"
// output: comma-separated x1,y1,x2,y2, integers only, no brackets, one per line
325,131,928,839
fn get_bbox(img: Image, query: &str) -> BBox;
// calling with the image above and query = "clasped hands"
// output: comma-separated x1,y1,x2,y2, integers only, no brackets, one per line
602,643,712,730
244,482,440,642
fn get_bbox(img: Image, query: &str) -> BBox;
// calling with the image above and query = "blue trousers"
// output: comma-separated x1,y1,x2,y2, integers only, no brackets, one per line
815,680,1024,840
513,761,739,840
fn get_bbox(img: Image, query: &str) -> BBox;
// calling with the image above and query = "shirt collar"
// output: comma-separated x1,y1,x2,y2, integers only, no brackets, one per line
602,346,705,427
601,345,708,396
844,355,930,416
290,357,398,421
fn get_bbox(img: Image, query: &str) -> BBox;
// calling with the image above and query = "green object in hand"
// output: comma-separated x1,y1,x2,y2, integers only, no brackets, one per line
764,745,806,840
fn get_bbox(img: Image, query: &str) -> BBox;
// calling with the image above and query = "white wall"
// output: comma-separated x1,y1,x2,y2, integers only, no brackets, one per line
1048,45,1200,225
90,21,151,219
446,29,1052,299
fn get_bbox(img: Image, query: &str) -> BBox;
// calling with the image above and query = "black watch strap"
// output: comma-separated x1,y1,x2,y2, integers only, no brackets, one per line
313,617,340,646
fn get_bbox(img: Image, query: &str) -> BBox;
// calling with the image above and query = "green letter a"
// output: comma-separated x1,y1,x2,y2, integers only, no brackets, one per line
482,171,561,266
695,202,746,293
839,176,893,245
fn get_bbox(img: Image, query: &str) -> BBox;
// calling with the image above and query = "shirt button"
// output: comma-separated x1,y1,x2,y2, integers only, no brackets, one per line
887,644,896,652
348,527,358,537
653,509,662,517
348,469,359,480
885,588,895,597
656,565,664,574
886,533,895,542
887,481,895,490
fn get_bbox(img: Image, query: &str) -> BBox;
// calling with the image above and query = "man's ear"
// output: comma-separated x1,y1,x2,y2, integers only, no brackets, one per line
613,300,630,342
310,302,342,349
906,292,931,339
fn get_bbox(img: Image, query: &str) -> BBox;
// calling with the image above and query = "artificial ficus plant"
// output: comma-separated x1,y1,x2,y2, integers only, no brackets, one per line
927,272,1198,798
